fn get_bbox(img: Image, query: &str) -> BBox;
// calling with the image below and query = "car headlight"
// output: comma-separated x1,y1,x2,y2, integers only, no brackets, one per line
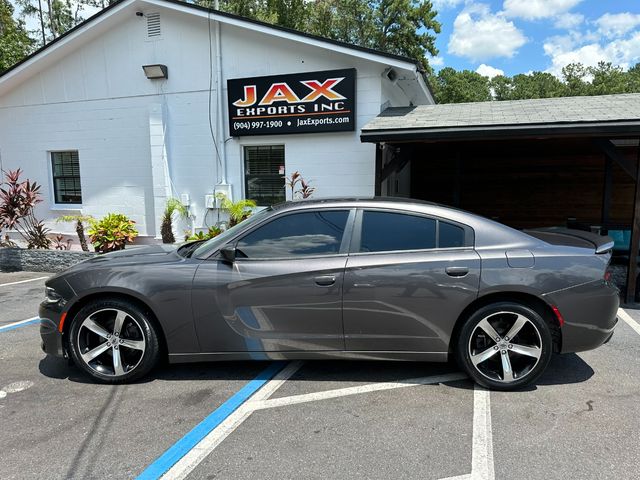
45,287,63,303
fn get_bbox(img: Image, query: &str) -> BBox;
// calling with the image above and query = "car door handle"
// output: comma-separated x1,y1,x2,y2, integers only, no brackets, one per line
314,275,336,286
445,266,469,277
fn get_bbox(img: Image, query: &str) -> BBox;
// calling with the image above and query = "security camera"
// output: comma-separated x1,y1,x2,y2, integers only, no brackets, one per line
135,11,144,17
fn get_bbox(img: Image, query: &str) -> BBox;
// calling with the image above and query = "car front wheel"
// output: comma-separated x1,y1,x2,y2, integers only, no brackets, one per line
68,299,161,383
456,302,553,390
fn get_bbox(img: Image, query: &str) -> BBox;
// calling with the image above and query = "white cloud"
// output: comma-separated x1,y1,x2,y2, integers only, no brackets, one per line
476,64,505,78
448,3,527,61
544,31,640,76
503,0,583,20
596,13,640,39
554,13,584,30
432,0,465,10
428,55,445,67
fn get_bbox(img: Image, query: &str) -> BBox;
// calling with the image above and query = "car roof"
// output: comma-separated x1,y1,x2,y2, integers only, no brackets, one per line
271,197,542,250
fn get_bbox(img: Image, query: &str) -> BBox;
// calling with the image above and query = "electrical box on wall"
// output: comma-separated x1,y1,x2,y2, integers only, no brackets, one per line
180,193,190,206
205,194,215,209
213,184,232,207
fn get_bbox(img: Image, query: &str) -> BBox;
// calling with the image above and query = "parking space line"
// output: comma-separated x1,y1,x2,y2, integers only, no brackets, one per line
0,276,48,287
158,361,304,480
249,372,468,410
618,308,640,337
471,386,494,480
0,317,40,333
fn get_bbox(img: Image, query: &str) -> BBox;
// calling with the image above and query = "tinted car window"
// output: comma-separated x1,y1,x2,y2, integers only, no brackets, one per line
236,210,349,258
439,221,466,248
360,211,436,252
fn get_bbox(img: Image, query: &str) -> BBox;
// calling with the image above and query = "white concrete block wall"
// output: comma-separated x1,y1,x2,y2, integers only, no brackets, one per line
0,4,428,241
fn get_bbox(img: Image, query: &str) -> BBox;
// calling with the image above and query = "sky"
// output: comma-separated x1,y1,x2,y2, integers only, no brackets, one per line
430,0,640,78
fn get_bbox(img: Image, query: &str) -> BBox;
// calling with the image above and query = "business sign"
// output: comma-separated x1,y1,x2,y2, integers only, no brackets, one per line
228,68,356,136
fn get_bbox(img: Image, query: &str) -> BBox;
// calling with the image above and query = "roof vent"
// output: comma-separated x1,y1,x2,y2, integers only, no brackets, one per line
146,13,161,38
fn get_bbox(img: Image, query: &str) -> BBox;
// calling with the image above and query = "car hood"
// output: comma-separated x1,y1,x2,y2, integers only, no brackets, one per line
64,244,182,272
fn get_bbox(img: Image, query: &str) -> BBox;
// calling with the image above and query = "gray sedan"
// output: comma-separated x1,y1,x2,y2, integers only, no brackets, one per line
39,198,619,390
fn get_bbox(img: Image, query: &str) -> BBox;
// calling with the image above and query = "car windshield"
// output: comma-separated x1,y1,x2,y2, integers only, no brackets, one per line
191,207,273,259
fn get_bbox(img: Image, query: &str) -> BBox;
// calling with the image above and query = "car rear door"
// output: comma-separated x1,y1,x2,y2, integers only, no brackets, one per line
343,208,481,353
192,208,354,353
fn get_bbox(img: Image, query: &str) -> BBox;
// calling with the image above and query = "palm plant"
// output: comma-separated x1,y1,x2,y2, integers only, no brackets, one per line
215,193,257,227
56,214,94,251
161,198,189,244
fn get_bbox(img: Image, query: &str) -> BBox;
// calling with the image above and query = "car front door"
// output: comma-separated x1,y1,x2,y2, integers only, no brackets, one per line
192,208,354,353
343,209,481,353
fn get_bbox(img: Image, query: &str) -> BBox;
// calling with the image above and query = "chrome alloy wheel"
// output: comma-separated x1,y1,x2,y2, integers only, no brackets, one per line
77,308,146,377
468,311,543,383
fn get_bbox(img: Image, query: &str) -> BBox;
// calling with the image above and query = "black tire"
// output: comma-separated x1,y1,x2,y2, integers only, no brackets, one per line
67,298,161,383
456,302,553,391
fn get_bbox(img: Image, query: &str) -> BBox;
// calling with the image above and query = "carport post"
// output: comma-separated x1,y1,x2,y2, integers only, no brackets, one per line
601,157,612,225
375,143,383,196
626,144,640,303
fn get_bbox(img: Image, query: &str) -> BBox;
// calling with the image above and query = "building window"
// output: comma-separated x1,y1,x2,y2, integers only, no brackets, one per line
244,145,285,206
51,151,82,204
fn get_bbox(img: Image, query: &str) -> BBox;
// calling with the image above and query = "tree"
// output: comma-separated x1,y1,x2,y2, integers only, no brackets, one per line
627,63,640,92
372,0,440,72
15,0,90,45
561,63,589,96
431,67,491,103
508,72,566,100
588,62,627,95
0,0,34,72
204,0,441,72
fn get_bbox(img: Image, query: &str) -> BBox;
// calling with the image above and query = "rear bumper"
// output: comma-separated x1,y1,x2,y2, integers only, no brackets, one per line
39,301,66,358
544,280,619,354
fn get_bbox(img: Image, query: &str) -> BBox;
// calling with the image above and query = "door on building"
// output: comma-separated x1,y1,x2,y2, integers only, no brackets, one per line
343,209,481,353
192,208,354,353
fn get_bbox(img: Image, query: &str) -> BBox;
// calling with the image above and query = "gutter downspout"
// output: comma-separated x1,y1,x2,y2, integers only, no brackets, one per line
214,0,228,186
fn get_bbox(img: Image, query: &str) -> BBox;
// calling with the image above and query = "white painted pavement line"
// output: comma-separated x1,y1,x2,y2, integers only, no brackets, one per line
249,372,468,410
0,276,48,287
160,361,304,480
618,308,640,337
439,385,494,480
470,386,494,480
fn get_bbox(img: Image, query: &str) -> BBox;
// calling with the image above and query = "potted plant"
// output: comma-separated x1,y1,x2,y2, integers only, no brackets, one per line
87,213,138,253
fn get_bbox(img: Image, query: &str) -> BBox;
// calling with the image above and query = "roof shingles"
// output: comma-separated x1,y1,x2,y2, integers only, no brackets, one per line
362,94,640,133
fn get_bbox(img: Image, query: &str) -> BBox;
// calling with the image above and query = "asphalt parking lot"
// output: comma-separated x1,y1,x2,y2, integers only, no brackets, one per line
1,271,640,480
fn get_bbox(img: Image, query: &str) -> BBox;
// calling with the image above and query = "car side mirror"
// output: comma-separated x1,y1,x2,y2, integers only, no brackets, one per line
220,245,237,263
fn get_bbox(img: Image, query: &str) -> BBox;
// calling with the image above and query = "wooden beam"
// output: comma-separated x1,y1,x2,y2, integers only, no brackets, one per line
379,147,408,182
601,157,612,225
593,138,637,180
625,143,640,303
374,143,382,196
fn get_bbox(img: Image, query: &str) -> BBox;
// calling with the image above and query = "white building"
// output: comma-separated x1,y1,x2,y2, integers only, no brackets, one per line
0,0,432,242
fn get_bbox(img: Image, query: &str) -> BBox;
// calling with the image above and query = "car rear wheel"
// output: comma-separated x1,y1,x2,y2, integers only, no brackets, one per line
68,299,161,383
456,302,553,390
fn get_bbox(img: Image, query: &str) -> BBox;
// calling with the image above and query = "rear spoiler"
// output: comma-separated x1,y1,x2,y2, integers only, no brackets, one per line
524,227,615,254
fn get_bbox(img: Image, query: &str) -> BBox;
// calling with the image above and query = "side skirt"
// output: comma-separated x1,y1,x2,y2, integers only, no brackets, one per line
168,351,449,364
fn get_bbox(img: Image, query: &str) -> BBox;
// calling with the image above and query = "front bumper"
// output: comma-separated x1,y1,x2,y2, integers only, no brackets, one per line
545,280,619,354
39,300,66,358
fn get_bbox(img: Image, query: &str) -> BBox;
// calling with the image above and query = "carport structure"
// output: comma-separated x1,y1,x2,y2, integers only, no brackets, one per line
361,93,640,302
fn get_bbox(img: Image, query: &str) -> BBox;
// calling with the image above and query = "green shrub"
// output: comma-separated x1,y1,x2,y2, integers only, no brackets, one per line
88,213,138,253
186,226,222,242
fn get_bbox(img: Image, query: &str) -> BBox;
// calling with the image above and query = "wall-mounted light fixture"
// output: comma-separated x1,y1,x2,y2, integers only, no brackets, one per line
142,64,168,80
